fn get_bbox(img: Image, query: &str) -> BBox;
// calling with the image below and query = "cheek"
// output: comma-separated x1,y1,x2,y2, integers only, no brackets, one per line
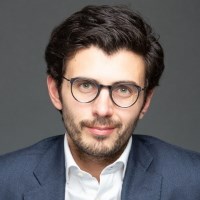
119,105,143,126
62,95,92,122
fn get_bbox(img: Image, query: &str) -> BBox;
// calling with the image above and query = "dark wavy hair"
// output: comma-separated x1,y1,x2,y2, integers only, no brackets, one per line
45,5,164,93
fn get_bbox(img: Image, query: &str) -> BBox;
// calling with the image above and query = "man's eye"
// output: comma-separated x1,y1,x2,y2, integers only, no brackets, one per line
75,80,96,92
81,82,92,88
113,84,137,97
117,86,132,95
119,87,130,93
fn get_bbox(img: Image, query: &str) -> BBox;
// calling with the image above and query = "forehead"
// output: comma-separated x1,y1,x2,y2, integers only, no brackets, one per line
65,46,146,86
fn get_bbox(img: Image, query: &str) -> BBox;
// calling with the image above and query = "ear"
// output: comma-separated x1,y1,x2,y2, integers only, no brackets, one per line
139,89,154,119
47,75,62,110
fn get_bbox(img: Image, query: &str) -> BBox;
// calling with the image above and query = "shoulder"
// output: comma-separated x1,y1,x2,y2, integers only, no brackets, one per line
0,134,64,176
134,134,200,162
133,134,200,185
0,135,64,199
127,135,200,199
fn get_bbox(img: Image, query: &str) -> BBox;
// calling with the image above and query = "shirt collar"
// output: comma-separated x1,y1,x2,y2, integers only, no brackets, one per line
64,133,132,182
64,134,78,183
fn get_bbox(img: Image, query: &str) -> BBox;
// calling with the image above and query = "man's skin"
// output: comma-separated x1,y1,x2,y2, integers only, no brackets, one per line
47,46,154,181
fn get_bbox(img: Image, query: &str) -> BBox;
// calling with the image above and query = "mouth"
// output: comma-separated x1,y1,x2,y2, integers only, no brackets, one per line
85,126,116,136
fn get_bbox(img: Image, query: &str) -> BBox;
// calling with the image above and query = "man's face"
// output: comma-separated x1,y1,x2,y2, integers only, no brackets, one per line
48,46,153,159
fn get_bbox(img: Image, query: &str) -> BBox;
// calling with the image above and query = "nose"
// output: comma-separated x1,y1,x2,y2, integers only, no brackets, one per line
92,88,114,117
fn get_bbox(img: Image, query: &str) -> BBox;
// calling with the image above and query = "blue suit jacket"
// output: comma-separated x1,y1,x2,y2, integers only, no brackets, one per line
0,134,200,200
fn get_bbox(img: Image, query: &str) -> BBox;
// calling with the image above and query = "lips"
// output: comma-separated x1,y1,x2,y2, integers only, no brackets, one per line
86,126,115,136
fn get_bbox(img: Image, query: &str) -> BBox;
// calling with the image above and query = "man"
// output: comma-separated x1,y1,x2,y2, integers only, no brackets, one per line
0,5,200,200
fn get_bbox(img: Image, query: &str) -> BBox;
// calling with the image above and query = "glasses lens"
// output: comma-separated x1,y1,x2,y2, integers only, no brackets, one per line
112,83,139,107
72,78,98,102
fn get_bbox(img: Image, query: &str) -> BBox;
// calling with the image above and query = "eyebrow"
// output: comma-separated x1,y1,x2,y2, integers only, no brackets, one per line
112,80,139,86
74,76,140,86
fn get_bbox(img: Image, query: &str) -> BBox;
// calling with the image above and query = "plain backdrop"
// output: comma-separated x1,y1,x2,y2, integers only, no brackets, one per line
0,0,200,154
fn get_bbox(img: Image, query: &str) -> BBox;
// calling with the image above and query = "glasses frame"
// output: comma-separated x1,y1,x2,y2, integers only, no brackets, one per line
62,76,146,108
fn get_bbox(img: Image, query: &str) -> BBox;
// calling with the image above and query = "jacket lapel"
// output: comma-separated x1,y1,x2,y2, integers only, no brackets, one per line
23,134,162,200
121,135,163,200
24,135,66,200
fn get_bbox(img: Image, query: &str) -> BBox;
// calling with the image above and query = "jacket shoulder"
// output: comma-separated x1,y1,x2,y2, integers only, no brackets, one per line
135,134,200,160
134,134,200,197
0,135,64,184
0,135,64,199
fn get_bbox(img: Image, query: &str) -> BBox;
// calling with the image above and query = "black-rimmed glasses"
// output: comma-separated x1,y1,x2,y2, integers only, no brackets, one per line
62,76,146,108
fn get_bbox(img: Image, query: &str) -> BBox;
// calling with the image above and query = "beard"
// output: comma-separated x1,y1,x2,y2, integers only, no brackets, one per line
62,106,139,159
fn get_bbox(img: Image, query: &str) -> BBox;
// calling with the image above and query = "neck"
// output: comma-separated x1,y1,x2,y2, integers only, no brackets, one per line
71,152,115,182
67,136,125,181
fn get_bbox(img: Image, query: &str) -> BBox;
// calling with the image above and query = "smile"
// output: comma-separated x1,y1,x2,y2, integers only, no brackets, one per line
86,126,115,136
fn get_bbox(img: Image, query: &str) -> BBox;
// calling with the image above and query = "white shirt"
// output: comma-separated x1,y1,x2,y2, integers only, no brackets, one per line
64,134,132,200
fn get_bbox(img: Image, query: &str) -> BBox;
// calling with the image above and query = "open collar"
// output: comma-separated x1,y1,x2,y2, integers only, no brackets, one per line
23,134,162,200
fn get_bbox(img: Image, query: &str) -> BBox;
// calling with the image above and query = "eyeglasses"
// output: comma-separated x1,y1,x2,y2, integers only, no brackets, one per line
62,76,146,108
